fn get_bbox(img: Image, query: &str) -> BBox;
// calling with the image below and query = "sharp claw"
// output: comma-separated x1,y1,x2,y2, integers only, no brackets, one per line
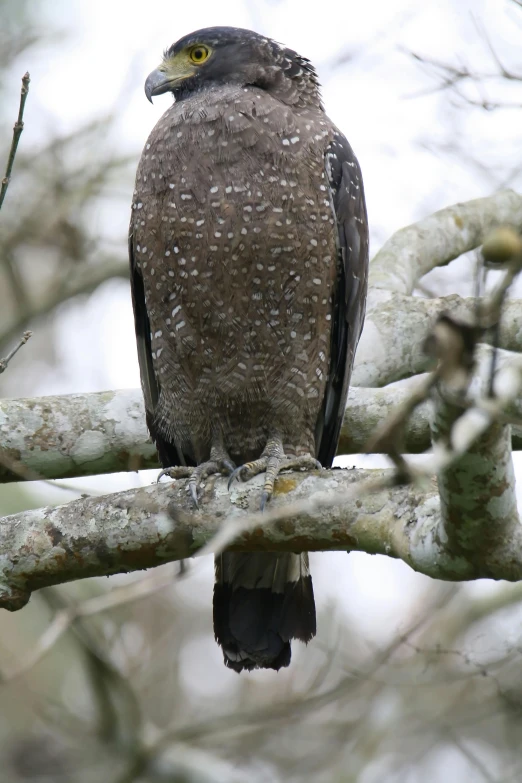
228,465,244,490
222,459,236,476
260,490,270,511
189,480,199,508
157,468,172,483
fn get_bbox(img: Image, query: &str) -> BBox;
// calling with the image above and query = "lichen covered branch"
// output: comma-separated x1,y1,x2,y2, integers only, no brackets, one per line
0,388,157,482
368,189,522,295
0,438,521,613
2,340,521,483
352,293,522,387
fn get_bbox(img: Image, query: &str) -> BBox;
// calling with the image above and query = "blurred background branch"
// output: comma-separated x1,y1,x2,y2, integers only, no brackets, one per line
0,329,32,374
0,71,30,210
1,1,522,782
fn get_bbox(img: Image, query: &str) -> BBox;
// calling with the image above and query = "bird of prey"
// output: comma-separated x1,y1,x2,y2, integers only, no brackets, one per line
129,27,369,672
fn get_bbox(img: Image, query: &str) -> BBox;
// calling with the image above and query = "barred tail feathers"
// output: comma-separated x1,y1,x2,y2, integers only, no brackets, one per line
213,552,316,673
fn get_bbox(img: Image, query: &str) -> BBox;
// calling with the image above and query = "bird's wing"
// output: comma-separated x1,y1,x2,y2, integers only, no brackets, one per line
316,132,369,468
128,230,188,468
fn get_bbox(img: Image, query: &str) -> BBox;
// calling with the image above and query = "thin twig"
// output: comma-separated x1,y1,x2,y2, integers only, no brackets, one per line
0,330,32,373
0,72,30,211
479,252,522,328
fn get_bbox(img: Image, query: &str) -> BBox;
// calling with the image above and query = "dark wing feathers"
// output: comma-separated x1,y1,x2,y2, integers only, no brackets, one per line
128,232,189,468
316,132,369,468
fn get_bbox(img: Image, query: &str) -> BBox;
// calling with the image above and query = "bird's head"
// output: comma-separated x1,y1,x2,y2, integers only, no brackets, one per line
144,26,322,108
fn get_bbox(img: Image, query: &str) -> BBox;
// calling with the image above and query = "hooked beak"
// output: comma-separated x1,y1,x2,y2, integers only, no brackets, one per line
144,68,178,102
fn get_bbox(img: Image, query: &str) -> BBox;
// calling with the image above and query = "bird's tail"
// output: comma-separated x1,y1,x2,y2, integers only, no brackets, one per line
213,552,316,672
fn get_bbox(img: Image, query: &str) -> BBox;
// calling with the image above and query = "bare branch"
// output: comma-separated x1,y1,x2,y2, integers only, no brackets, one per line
0,72,30,211
445,727,496,783
134,587,462,746
0,468,410,611
427,582,522,646
406,45,522,109
431,363,521,569
0,329,31,373
470,14,518,83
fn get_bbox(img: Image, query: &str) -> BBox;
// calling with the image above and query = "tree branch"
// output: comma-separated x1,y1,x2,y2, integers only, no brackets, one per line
432,370,520,574
1,418,521,613
0,567,175,683
0,387,157,482
0,468,409,610
1,343,520,482
352,294,522,387
368,189,522,295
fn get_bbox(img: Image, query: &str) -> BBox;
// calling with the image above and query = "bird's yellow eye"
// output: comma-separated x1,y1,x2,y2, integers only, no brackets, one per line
189,45,210,64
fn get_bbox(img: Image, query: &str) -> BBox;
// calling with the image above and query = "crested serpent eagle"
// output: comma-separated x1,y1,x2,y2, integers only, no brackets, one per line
129,27,369,672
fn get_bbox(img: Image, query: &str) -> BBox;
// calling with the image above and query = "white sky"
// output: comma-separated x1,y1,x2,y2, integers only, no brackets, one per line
3,0,522,684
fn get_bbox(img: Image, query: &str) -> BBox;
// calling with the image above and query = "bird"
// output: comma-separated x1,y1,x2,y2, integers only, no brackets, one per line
129,27,369,672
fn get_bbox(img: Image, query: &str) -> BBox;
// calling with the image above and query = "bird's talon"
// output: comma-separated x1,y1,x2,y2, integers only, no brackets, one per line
221,459,236,476
189,480,199,508
157,466,193,483
260,490,270,511
228,465,245,489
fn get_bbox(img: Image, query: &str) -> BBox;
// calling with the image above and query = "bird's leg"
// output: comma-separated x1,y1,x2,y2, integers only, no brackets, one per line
187,442,235,507
157,441,235,508
228,433,321,510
